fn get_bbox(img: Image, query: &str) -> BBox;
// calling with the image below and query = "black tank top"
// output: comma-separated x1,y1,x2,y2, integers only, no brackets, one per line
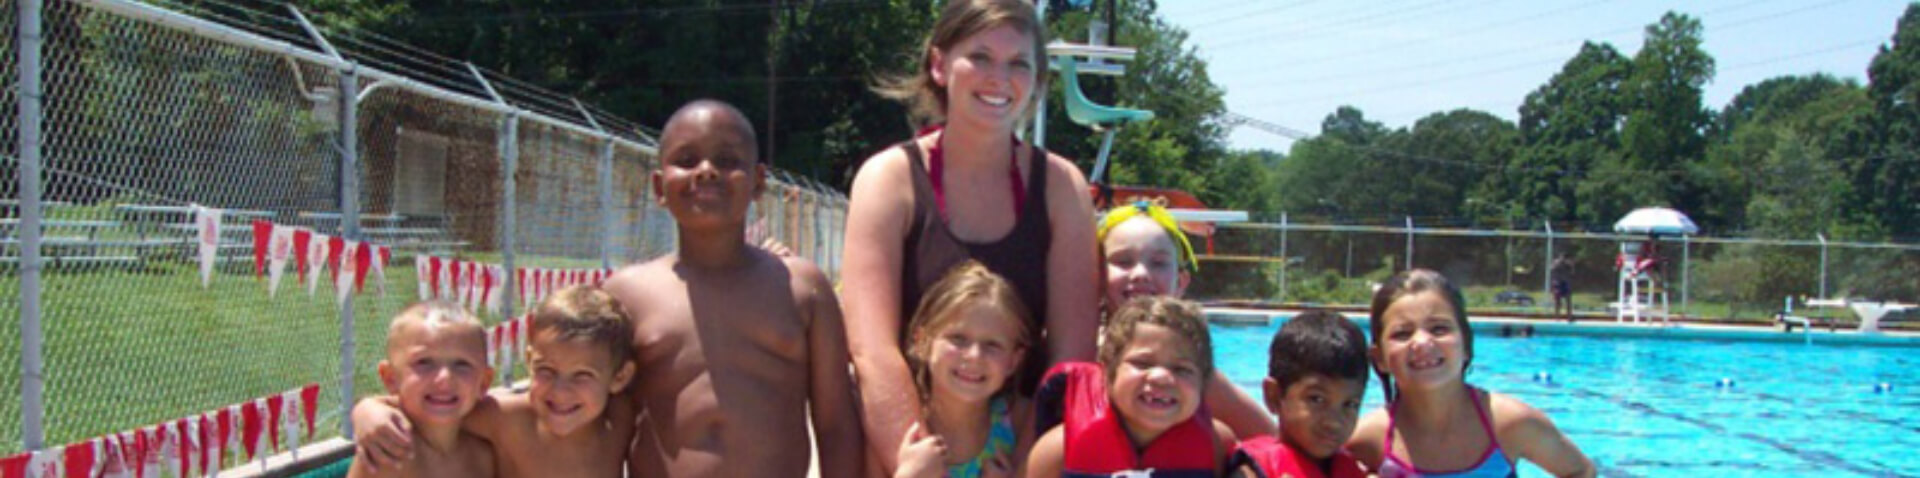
898,140,1053,393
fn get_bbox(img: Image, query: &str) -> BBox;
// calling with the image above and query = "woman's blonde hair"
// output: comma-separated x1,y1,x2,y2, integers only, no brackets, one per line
904,261,1033,402
874,0,1052,127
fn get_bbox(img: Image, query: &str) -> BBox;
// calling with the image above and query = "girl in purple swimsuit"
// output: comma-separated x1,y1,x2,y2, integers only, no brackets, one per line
1345,270,1596,478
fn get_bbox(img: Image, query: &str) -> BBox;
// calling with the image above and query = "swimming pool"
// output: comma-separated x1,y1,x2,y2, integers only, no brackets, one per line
1211,316,1918,477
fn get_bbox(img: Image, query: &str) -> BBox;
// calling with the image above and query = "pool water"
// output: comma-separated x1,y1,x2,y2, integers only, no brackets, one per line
1211,318,1919,477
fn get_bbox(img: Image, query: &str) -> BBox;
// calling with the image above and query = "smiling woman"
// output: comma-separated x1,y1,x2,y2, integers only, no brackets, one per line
841,0,1101,475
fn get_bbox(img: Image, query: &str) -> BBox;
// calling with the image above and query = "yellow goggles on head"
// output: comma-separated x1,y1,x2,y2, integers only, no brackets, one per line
1097,200,1200,273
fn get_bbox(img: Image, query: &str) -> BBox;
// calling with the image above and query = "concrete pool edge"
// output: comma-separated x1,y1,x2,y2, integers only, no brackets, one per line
1206,307,1920,347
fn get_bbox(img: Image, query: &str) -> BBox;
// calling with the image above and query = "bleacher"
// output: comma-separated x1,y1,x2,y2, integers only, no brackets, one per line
1,203,471,270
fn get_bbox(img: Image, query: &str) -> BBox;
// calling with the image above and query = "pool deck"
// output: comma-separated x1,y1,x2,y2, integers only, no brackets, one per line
1206,304,1920,346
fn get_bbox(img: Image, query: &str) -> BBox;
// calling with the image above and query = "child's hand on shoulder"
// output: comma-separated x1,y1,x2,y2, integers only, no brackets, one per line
351,397,412,472
894,422,948,478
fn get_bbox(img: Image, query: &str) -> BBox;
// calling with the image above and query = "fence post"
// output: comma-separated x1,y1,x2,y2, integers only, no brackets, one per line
334,66,362,437
1543,220,1554,305
1405,216,1414,271
468,64,518,383
17,0,48,451
1277,213,1288,302
1817,233,1828,299
1682,234,1690,316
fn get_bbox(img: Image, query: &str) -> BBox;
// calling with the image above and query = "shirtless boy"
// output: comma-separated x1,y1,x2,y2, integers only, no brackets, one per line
600,99,863,477
355,286,637,478
350,300,494,478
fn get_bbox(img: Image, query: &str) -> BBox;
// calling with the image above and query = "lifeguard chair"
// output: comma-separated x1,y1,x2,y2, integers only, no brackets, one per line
1611,207,1696,324
1032,0,1154,185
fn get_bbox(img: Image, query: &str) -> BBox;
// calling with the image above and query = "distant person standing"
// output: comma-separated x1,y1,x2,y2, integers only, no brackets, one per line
1551,255,1573,322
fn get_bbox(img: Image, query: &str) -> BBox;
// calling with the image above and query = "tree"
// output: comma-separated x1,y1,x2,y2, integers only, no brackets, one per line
1860,3,1920,238
1507,41,1633,224
1621,12,1714,221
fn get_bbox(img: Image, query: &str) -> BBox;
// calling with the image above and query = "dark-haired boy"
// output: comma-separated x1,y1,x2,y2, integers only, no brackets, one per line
603,99,862,477
1230,310,1371,478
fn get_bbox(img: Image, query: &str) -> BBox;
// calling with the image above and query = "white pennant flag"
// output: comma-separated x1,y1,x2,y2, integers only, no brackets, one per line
27,444,63,478
306,235,330,297
370,246,389,296
281,390,304,462
143,426,167,478
416,257,432,301
438,260,455,303
336,241,360,306
195,205,222,288
266,226,295,298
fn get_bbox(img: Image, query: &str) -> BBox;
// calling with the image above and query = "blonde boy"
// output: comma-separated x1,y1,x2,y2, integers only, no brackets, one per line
349,301,494,478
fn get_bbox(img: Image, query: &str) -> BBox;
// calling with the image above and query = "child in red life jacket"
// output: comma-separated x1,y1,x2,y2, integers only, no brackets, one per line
1025,296,1235,478
1228,310,1370,478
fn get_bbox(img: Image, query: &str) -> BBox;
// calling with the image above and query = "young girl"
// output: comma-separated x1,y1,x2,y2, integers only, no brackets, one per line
1346,269,1594,478
896,261,1032,478
1094,201,1271,438
1026,296,1236,477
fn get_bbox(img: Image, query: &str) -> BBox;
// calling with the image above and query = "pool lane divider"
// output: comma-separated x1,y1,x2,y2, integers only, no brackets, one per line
0,383,321,478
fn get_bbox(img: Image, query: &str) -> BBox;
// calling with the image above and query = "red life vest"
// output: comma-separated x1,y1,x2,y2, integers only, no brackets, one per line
1231,435,1369,478
1048,362,1220,478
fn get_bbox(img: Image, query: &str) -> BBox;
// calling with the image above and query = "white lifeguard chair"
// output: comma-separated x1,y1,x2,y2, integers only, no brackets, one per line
1611,207,1697,325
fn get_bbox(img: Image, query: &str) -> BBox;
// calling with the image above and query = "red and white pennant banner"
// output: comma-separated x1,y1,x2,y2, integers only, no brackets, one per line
0,384,318,478
415,257,611,317
484,314,531,374
248,221,389,304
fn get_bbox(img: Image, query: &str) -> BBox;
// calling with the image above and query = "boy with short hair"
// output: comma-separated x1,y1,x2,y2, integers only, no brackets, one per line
1230,310,1371,478
350,301,495,478
602,99,863,477
355,285,637,478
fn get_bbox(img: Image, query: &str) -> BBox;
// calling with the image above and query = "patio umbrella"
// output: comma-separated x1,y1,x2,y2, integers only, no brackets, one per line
1613,207,1698,236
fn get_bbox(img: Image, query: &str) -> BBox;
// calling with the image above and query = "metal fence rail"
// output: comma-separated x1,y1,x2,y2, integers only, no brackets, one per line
3,0,848,459
1191,219,1920,324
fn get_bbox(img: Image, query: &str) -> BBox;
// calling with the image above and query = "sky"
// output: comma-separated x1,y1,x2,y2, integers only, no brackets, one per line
1150,0,1912,153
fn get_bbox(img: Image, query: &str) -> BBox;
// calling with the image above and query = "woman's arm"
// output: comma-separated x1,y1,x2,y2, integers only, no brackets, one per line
1042,153,1100,364
1493,393,1595,478
842,148,921,475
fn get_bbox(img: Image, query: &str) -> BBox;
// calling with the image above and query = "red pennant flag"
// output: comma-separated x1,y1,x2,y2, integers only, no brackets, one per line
133,429,152,478
216,406,235,462
244,399,267,459
266,394,286,452
200,413,215,474
0,452,26,478
292,229,313,281
379,247,392,270
301,384,321,439
352,243,373,293
63,440,94,478
175,418,195,478
326,236,346,279
480,266,495,312
252,220,273,277
428,257,444,300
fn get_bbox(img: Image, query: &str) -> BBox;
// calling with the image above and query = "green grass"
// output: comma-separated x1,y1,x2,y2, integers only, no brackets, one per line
0,255,536,457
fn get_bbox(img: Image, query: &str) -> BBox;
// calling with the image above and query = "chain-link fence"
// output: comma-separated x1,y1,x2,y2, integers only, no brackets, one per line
1190,217,1920,327
1,0,849,462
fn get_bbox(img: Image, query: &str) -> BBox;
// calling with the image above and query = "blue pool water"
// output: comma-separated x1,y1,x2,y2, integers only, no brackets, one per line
1211,317,1919,477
